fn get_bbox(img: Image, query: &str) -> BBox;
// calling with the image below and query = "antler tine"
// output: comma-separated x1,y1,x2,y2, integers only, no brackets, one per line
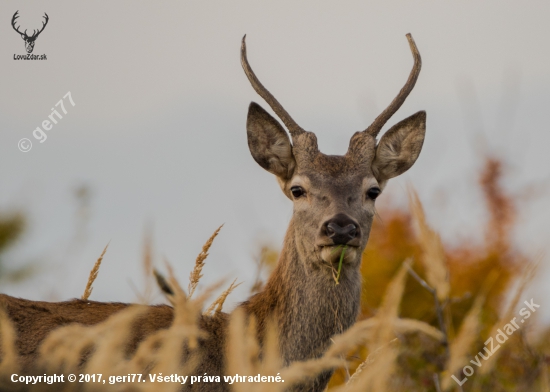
33,13,49,38
11,11,23,35
241,35,305,138
365,33,422,138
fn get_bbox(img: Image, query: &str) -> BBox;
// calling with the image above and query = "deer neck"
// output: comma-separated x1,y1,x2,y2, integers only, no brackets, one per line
241,217,363,364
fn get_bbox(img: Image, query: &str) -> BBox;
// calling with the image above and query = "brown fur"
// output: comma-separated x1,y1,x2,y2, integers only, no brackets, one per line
0,294,229,391
0,35,427,392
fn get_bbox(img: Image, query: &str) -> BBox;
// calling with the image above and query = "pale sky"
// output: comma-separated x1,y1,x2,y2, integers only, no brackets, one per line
0,1,549,322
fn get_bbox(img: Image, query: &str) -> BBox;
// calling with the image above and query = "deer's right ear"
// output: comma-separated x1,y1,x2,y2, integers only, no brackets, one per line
371,111,426,183
247,102,296,180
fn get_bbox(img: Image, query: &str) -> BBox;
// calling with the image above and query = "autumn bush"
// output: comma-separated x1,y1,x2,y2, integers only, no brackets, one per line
328,155,549,391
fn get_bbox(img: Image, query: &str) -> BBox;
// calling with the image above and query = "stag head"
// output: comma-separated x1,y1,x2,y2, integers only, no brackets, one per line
242,35,426,270
12,11,49,53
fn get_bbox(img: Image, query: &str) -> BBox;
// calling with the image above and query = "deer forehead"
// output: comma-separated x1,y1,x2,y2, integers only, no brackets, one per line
295,153,375,180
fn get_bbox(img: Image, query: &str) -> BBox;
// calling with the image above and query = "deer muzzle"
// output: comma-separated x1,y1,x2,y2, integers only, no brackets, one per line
321,213,361,246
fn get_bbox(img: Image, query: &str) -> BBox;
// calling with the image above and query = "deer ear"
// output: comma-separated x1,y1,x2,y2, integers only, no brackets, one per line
372,111,426,183
247,102,296,180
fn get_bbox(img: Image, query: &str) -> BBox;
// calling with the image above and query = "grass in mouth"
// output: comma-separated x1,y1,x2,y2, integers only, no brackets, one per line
330,245,348,285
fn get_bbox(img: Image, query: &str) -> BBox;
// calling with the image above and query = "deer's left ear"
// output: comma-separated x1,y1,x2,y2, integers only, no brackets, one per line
372,111,426,183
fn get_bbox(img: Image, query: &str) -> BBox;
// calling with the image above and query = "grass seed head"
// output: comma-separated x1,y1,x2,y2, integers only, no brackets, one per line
81,243,109,301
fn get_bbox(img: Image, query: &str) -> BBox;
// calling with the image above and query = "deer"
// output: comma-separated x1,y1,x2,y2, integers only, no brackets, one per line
11,11,49,54
0,34,425,392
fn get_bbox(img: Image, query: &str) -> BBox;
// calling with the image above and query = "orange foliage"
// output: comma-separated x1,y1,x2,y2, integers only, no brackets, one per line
361,156,522,328
328,155,544,389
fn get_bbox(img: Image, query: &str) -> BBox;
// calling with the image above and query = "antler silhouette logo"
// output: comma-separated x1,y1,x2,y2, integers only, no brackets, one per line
11,11,49,54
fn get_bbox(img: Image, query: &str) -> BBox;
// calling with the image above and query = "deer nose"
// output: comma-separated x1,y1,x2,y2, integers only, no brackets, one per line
323,214,360,245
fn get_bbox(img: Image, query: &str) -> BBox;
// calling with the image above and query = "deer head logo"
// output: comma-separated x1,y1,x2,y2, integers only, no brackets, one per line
11,11,49,54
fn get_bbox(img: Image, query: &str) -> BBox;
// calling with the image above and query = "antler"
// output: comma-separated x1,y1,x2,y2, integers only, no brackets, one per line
365,33,422,138
241,35,306,139
31,13,49,39
11,11,49,39
11,11,24,36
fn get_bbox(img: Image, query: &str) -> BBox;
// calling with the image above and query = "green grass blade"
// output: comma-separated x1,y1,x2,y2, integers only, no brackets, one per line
335,245,347,285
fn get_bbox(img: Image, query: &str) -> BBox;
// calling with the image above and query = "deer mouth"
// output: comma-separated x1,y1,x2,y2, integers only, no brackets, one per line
318,244,359,265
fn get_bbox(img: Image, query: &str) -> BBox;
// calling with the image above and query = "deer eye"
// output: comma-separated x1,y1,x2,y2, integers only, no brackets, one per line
367,187,381,200
290,186,305,198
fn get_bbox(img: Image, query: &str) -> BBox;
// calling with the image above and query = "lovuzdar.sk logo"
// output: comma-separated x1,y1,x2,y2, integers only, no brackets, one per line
12,10,49,60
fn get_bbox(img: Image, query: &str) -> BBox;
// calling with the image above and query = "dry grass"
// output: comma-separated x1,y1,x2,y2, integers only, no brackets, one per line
141,226,154,304
188,225,223,298
81,243,109,301
442,294,485,390
0,206,452,392
0,305,19,385
205,279,242,315
249,246,278,294
478,258,539,375
409,188,449,303
346,261,411,392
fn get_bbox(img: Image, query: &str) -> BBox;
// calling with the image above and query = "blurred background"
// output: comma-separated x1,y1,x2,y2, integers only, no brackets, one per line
0,0,548,328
